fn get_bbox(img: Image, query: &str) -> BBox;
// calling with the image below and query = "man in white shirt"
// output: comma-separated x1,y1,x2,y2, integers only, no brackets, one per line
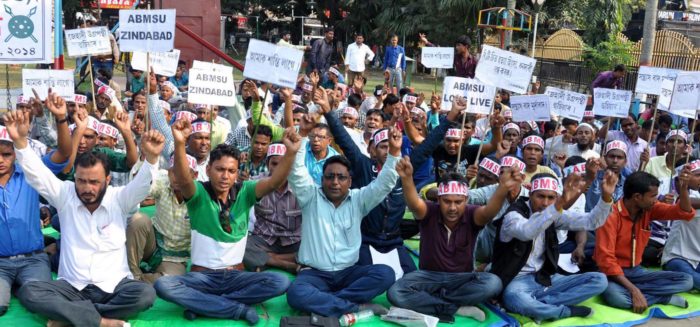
344,33,375,84
277,31,310,51
6,110,165,327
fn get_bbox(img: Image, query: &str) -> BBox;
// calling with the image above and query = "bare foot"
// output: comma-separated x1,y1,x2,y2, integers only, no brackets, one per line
47,320,71,327
99,318,126,327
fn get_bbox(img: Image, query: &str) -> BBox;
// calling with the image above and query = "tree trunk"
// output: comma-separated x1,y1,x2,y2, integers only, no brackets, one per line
504,0,516,49
640,0,659,66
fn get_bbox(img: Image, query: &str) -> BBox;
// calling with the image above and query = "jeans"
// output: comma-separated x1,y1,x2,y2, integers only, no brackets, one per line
0,253,51,307
503,272,608,321
665,258,700,290
387,270,501,318
18,278,155,327
475,225,497,264
603,266,693,309
287,264,395,317
154,269,289,320
388,68,403,90
358,244,417,276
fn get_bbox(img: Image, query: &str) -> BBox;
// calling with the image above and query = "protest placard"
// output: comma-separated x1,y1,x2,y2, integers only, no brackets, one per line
441,76,497,115
635,66,679,95
118,9,176,52
243,39,304,89
0,1,53,63
22,69,75,99
664,71,700,119
510,95,551,122
544,86,588,121
64,27,112,57
658,78,675,111
421,47,454,69
131,49,180,76
475,45,536,94
592,88,633,118
188,65,236,106
192,60,234,74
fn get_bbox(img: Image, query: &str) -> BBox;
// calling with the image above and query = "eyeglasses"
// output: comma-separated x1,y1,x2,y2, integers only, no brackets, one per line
323,173,349,182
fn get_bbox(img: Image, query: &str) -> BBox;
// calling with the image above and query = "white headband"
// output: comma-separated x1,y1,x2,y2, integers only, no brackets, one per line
16,95,29,105
86,116,99,132
410,107,424,115
500,156,526,173
72,94,88,105
169,153,197,171
576,123,594,132
342,107,358,118
191,121,211,134
97,123,120,139
175,111,197,123
267,143,287,157
437,181,469,197
446,128,462,139
403,94,417,104
479,157,501,177
502,122,520,134
372,129,389,146
531,176,559,193
0,126,12,142
522,135,544,150
159,100,171,113
563,162,587,177
666,130,688,142
688,159,700,173
502,109,513,118
302,83,314,92
329,67,341,77
583,110,594,118
605,140,628,155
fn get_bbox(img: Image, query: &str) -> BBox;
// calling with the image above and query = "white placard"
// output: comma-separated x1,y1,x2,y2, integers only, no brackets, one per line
475,45,536,94
441,76,497,115
118,9,176,52
0,1,53,63
668,71,700,119
544,87,588,121
635,66,679,96
243,39,304,89
0,88,23,110
188,67,236,106
22,69,75,99
192,60,233,74
131,49,180,77
592,88,633,118
658,78,675,111
64,27,112,57
510,95,551,122
421,47,454,69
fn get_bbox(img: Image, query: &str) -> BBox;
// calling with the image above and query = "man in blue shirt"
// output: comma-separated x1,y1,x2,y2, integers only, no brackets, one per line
0,93,72,316
382,35,406,91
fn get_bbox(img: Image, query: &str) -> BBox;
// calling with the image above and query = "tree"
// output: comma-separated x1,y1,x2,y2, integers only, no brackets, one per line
582,35,634,74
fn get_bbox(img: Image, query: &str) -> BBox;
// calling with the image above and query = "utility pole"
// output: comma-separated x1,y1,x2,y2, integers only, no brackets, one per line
504,0,516,48
640,0,659,66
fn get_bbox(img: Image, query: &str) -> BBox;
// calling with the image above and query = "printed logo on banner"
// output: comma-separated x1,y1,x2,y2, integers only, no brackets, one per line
118,9,176,52
510,94,551,122
544,86,588,121
421,47,454,69
243,39,304,89
474,45,536,94
131,49,181,77
635,66,679,96
64,27,113,57
0,1,52,63
22,69,75,99
440,76,496,115
592,88,633,118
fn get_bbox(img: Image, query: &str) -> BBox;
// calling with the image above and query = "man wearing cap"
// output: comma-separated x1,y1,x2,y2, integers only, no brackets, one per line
387,160,522,323
544,118,578,163
126,153,199,283
644,129,688,183
502,122,522,157
567,123,601,160
17,94,52,157
321,67,344,90
595,171,695,313
521,132,557,184
154,123,301,324
600,114,648,172
244,142,302,273
0,93,72,317
160,81,184,107
494,172,617,321
285,127,403,318
194,104,228,149
586,140,631,213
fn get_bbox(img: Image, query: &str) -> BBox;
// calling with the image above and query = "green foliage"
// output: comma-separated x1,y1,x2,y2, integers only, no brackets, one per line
543,0,644,44
582,35,634,73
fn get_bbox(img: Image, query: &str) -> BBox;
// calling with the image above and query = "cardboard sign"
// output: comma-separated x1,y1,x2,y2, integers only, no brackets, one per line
421,47,454,69
658,78,675,111
22,69,75,99
441,76,497,115
192,60,233,74
544,86,588,121
188,65,236,106
64,27,112,57
635,66,679,95
118,9,176,52
475,45,536,94
510,94,551,122
592,88,633,118
667,71,700,119
243,39,304,89
131,49,180,76
0,1,53,63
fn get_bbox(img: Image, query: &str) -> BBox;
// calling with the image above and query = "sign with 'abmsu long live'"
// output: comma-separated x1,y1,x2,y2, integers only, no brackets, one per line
441,76,497,115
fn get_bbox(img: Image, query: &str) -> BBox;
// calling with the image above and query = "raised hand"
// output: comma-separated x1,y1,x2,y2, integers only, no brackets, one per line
131,116,145,136
280,87,293,101
141,130,166,163
313,87,330,114
466,164,478,181
418,33,429,44
3,110,31,144
560,173,586,205
171,119,192,145
112,111,131,132
29,88,45,117
430,91,441,112
309,71,320,86
149,70,158,95
451,96,467,113
388,127,403,156
282,127,302,154
585,158,602,182
489,113,505,130
243,80,260,102
73,108,89,131
417,92,425,106
353,74,364,90
395,156,413,179
500,167,524,190
600,170,619,203
496,140,511,159
45,92,68,118
640,147,650,166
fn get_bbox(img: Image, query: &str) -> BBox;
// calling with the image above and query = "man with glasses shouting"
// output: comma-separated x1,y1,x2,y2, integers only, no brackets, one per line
286,127,404,318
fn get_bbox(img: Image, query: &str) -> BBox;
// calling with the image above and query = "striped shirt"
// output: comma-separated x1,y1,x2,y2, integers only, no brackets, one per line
252,173,302,246
150,170,191,262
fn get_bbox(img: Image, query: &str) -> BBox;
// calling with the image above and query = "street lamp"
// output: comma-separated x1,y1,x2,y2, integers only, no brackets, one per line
531,0,545,58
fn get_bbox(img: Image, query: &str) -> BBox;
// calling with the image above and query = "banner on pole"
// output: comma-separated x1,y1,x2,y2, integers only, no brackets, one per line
664,71,700,119
0,1,53,63
635,66,679,96
22,69,75,99
64,27,113,57
131,49,180,77
421,47,454,69
188,63,236,107
243,39,303,89
544,87,588,121
441,76,497,115
592,88,633,118
118,9,176,52
510,95,551,122
474,45,536,94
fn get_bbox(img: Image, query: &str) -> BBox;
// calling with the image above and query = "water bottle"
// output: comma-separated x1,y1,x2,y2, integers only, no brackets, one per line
339,309,374,326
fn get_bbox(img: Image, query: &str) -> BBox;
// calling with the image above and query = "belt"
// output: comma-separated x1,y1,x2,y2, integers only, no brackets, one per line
0,250,44,260
190,263,244,272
